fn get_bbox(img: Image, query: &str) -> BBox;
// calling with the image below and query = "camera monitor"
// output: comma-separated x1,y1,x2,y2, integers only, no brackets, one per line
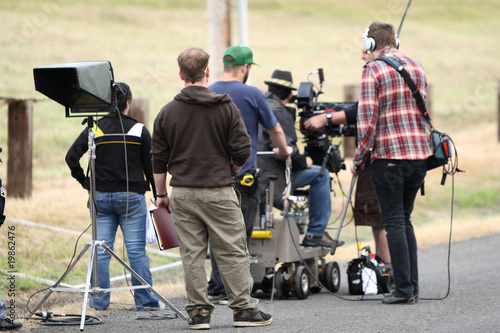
296,82,315,111
33,61,114,118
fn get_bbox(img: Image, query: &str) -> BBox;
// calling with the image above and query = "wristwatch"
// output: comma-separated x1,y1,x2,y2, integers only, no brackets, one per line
325,111,332,124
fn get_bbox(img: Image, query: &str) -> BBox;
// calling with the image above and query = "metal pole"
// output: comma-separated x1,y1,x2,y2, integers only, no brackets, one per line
330,173,357,255
237,0,249,46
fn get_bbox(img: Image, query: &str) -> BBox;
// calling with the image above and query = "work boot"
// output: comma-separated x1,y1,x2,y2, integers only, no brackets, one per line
0,318,22,331
302,232,343,248
381,294,416,304
233,309,272,327
188,309,211,330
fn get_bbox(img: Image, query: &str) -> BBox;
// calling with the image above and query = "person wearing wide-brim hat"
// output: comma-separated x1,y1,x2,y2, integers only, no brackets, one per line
259,69,337,248
264,70,297,91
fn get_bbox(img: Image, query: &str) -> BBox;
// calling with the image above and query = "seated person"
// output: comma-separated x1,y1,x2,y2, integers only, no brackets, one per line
257,70,333,247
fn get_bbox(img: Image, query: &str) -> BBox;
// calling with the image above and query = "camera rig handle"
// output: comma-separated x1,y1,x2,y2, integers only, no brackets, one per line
319,145,332,177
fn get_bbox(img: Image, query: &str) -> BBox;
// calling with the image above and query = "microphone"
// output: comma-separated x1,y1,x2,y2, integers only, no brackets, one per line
396,0,412,48
318,68,324,84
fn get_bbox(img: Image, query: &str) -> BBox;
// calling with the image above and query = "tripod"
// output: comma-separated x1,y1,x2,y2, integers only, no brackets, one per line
28,116,187,330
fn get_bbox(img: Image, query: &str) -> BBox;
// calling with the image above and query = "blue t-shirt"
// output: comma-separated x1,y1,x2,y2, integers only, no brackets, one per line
209,80,278,178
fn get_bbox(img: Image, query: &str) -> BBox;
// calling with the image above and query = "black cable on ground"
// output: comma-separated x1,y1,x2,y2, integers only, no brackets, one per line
24,312,102,326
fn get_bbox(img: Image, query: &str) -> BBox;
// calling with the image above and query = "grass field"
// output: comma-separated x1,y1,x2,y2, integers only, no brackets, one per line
1,0,500,317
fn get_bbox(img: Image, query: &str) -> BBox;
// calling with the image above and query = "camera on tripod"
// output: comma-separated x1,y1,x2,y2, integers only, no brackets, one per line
292,68,357,174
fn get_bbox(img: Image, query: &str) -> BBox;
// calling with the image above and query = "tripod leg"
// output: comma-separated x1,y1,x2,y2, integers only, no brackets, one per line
28,243,91,317
330,173,358,255
80,242,99,330
101,243,188,320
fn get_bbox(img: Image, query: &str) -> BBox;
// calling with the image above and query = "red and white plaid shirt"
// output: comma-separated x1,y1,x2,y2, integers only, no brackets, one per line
353,48,434,166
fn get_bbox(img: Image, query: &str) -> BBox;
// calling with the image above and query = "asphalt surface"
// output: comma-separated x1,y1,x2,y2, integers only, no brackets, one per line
26,233,500,332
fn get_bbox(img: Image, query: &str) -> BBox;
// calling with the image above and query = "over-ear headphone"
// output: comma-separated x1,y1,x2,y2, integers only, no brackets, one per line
363,27,376,52
363,27,401,52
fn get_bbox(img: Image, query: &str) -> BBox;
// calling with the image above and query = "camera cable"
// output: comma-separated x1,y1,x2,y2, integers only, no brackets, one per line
24,311,103,326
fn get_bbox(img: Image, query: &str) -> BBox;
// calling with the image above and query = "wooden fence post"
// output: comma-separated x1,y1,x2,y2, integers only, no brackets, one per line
129,98,149,129
7,99,33,198
343,85,359,158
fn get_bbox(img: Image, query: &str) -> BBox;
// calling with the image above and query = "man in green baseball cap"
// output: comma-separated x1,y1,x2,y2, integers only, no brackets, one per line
207,46,292,306
222,45,259,66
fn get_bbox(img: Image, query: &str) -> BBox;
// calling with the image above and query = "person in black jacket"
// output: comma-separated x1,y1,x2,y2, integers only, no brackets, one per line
65,82,161,311
258,70,334,247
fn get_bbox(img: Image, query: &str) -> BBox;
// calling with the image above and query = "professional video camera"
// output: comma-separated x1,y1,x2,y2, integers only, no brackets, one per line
293,69,357,174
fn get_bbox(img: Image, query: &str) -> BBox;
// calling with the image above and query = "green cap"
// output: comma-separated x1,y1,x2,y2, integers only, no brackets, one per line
223,45,259,66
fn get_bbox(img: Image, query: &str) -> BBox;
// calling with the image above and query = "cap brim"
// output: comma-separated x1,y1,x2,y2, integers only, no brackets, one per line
223,61,260,66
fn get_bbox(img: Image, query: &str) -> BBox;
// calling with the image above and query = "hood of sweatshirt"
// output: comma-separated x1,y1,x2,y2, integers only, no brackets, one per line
174,85,232,106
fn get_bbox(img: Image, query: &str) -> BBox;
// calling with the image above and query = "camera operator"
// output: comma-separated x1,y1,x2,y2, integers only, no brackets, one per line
258,70,336,247
65,82,161,311
352,22,433,304
303,47,391,265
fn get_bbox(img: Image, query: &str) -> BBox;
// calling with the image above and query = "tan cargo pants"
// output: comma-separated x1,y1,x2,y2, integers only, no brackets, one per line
170,186,259,318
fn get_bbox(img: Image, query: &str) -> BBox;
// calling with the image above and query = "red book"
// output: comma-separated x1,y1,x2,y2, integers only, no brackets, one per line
150,207,179,250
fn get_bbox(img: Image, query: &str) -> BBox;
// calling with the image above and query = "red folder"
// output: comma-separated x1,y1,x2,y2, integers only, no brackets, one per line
150,207,179,250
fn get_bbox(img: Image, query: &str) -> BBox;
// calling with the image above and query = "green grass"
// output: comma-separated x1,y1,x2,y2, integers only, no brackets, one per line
455,188,500,209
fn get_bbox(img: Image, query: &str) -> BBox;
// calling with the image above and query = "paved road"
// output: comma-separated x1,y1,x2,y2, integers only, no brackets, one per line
28,233,499,332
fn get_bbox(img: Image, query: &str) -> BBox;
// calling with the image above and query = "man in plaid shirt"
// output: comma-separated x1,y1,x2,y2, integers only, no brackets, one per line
352,21,433,304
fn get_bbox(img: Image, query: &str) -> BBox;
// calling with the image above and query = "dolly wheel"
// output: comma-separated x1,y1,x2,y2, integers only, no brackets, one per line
324,261,341,293
293,266,309,299
274,267,288,299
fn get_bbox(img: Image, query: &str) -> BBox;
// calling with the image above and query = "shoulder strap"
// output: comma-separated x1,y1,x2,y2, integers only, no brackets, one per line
378,56,432,126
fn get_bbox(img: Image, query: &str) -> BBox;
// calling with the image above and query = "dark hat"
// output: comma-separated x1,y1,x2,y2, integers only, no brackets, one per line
223,45,259,66
264,70,296,91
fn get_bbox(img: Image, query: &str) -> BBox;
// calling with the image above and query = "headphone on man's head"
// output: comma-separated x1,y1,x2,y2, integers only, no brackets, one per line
363,27,400,52
363,27,377,52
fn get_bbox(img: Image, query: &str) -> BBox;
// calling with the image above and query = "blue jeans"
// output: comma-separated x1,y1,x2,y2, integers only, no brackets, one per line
294,165,332,237
89,192,159,310
0,299,7,319
369,159,426,298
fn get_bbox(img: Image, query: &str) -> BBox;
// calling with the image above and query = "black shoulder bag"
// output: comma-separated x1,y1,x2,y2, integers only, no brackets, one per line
378,56,452,180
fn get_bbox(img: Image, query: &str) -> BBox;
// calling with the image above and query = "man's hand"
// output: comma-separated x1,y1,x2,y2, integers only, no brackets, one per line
303,114,327,131
232,163,243,176
306,156,313,168
155,196,171,213
273,146,293,158
350,161,364,175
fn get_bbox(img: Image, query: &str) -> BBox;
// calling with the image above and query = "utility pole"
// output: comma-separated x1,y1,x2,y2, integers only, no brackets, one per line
207,0,231,82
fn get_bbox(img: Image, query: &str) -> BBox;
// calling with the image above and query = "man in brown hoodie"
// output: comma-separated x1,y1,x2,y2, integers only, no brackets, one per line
152,47,272,330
